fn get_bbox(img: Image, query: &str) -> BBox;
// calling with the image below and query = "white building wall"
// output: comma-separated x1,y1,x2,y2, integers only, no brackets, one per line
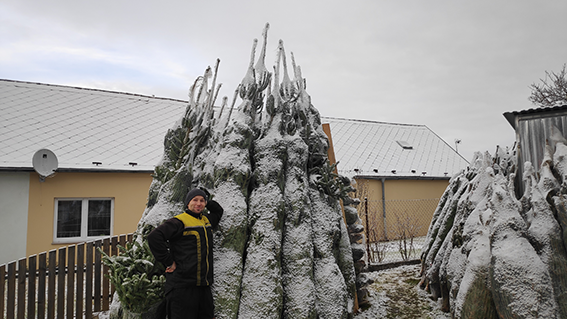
0,172,30,265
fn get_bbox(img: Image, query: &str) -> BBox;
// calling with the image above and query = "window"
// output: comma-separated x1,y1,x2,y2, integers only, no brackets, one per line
396,140,413,150
54,198,114,243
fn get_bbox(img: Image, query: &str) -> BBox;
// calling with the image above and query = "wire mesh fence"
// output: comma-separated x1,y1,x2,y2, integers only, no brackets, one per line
358,198,440,264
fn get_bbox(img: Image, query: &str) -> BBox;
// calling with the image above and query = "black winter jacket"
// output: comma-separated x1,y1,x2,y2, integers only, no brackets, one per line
148,200,223,292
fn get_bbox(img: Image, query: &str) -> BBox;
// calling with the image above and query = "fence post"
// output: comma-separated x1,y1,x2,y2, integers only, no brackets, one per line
28,256,37,319
364,197,370,263
76,243,85,319
67,245,76,319
47,250,57,319
57,247,66,319
102,238,110,311
0,264,5,319
6,262,15,319
86,242,94,319
17,259,26,319
94,240,102,313
111,236,119,296
381,177,388,240
37,252,47,319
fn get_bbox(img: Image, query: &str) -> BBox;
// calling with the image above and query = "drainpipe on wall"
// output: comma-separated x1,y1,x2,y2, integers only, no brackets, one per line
381,177,387,240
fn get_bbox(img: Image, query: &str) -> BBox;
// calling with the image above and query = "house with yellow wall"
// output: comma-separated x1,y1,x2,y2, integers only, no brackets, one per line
322,117,469,242
0,79,187,265
0,79,469,265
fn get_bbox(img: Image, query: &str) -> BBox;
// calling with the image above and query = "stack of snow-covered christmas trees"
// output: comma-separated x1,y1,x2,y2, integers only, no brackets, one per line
104,24,366,319
420,139,567,318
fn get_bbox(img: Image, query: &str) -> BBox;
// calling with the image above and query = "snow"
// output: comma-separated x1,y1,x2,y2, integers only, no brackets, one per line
138,194,181,228
118,26,359,319
355,265,451,319
281,133,317,318
421,139,567,318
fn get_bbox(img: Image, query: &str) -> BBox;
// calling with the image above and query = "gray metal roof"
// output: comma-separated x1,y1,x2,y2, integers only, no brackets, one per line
1,79,469,178
503,105,567,129
322,117,469,179
0,79,187,172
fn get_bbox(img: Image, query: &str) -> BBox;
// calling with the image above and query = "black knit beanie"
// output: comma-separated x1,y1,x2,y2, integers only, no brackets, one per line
184,188,208,207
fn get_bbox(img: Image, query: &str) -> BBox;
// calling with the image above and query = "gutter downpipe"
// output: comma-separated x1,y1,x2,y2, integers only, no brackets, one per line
381,177,387,240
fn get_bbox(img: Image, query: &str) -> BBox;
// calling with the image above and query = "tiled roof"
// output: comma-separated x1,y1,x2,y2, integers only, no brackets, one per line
322,117,469,179
1,80,468,178
0,79,187,172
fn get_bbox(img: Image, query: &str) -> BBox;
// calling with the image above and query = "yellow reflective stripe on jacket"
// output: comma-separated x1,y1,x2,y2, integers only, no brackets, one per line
174,212,211,286
184,230,201,285
175,212,212,228
202,223,209,285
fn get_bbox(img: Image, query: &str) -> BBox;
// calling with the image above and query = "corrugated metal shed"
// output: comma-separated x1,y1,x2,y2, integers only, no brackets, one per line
503,105,567,129
503,105,567,196
0,79,187,172
322,117,469,179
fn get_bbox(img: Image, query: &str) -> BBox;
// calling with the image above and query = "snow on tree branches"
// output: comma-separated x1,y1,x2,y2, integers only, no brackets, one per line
108,24,360,319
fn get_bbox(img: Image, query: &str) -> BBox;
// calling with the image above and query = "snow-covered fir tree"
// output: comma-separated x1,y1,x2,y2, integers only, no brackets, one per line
106,24,358,319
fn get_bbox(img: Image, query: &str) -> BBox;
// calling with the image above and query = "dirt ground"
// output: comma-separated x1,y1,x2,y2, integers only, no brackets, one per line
354,264,451,319
96,264,450,319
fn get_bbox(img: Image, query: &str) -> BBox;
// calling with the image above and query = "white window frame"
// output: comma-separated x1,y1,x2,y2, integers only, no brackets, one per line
53,198,114,244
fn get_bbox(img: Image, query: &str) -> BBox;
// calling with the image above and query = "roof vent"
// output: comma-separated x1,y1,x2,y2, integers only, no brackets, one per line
92,161,102,166
422,171,427,176
411,169,416,173
396,140,413,150
129,162,138,167
373,169,378,173
391,169,396,174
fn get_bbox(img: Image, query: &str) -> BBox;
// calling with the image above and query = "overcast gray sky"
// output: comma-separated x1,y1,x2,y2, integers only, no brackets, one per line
2,0,566,162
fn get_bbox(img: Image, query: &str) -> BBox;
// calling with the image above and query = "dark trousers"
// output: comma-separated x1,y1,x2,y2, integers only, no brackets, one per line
166,286,215,319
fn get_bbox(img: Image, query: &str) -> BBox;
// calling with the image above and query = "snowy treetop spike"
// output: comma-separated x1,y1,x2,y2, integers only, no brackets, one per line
254,23,271,92
279,40,298,103
239,39,259,101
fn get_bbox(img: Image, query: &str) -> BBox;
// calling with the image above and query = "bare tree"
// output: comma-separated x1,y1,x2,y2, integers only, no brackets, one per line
529,64,567,107
393,211,421,260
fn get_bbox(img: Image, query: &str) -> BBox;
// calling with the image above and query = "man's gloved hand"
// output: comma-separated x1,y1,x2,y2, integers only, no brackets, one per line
199,187,211,200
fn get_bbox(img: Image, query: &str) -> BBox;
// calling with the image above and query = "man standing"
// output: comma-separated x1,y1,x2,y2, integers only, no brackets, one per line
148,188,223,319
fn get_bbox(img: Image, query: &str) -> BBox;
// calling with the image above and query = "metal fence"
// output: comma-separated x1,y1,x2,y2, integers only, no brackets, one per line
359,198,440,264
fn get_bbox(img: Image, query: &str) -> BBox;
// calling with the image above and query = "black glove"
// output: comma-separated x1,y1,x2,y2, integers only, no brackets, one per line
199,187,211,200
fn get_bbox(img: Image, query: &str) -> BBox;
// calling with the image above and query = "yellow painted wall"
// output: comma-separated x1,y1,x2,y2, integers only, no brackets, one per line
26,171,152,257
358,178,449,240
362,178,448,200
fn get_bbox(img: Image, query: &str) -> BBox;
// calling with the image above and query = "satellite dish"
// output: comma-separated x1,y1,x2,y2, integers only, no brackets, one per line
32,149,58,181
